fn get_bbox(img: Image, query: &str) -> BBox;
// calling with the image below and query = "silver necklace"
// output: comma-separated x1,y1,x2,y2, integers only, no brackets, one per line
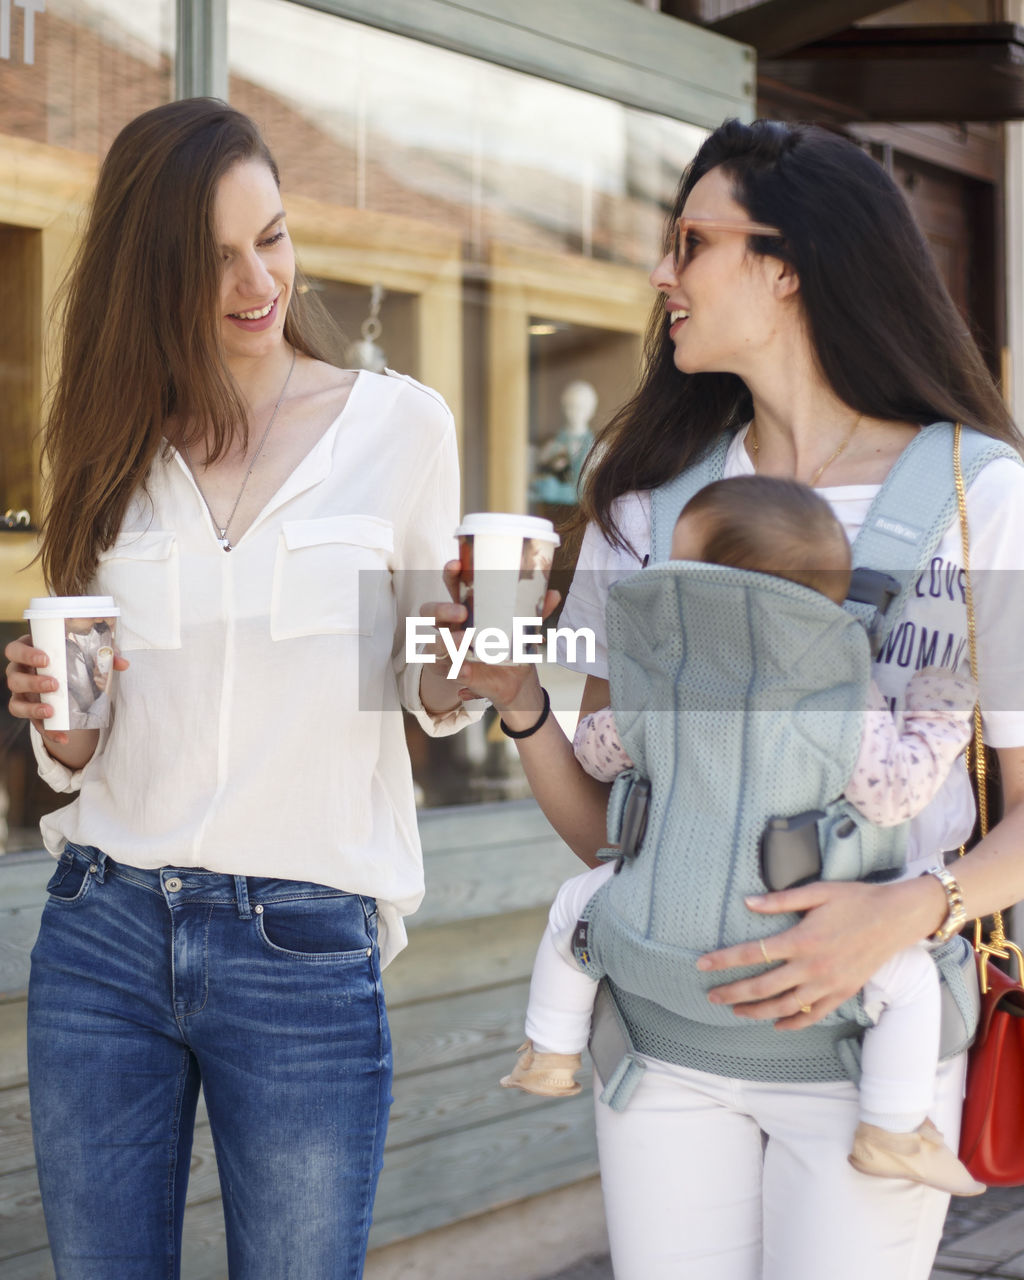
183,347,297,551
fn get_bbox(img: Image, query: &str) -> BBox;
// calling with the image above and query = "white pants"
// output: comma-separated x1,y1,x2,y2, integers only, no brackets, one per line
524,866,963,1277
527,865,942,1126
595,1053,965,1280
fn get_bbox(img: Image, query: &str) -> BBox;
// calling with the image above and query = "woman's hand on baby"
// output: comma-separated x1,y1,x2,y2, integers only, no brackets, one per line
696,877,928,1029
4,634,129,746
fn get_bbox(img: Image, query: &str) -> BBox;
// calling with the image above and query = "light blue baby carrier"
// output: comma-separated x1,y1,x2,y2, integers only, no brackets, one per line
576,422,1018,1110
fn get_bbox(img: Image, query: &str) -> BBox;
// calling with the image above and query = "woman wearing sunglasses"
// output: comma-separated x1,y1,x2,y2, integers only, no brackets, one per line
454,118,1024,1279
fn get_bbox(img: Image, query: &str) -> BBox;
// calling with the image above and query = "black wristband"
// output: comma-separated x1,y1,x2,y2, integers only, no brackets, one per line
499,687,551,740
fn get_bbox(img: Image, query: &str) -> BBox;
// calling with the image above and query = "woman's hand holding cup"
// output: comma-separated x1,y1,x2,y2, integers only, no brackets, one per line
417,557,559,718
5,635,65,732
453,606,560,720
4,634,129,749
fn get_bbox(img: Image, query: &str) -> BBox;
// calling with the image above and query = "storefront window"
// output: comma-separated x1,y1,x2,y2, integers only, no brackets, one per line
528,321,638,520
227,0,704,807
0,2,174,853
0,3,709,851
312,280,419,381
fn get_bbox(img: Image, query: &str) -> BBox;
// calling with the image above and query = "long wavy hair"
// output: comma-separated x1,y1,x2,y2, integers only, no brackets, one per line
579,118,1022,552
41,98,339,593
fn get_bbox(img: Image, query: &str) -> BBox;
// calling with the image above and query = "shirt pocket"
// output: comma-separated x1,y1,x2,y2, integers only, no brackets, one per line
94,530,181,650
271,515,394,641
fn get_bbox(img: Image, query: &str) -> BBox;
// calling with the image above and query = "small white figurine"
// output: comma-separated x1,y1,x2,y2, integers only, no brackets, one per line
530,380,598,505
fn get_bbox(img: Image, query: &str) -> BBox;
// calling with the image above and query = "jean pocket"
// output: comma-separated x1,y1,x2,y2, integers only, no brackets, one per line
45,852,94,905
255,894,376,961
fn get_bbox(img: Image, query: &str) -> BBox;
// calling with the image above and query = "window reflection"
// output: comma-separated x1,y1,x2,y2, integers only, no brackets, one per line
0,0,173,153
230,0,704,268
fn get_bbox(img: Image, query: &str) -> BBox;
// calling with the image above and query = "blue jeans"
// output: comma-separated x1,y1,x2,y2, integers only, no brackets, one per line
28,845,393,1280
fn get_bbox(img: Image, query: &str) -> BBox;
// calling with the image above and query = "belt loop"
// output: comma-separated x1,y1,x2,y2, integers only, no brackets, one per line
233,875,252,920
90,848,109,884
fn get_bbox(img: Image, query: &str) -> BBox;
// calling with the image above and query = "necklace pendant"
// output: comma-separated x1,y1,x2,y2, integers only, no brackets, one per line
185,348,296,558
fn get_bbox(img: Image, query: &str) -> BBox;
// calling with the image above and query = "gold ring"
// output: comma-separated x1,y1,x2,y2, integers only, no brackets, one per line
798,1002,812,1015
759,938,770,964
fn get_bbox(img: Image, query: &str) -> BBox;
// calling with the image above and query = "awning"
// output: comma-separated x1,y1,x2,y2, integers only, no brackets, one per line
758,24,1024,122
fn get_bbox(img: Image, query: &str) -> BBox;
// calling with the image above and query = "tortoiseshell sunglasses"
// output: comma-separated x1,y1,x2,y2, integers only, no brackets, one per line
671,216,784,273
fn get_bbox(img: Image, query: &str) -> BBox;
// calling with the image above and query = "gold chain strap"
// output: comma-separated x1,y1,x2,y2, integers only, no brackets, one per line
953,422,1019,989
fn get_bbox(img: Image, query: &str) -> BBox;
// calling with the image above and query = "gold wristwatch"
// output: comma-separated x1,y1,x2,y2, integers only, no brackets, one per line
926,865,967,944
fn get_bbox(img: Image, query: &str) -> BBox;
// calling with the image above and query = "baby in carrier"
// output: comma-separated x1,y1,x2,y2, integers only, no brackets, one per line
502,475,983,1196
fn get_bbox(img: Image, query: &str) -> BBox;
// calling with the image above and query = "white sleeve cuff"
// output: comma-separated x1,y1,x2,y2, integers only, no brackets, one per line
30,725,87,793
400,663,488,738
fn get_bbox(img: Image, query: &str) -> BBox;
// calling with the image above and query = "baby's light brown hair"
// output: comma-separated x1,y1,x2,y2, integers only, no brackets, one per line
673,475,852,605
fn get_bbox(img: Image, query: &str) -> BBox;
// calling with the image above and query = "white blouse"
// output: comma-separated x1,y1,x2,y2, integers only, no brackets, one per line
33,369,477,966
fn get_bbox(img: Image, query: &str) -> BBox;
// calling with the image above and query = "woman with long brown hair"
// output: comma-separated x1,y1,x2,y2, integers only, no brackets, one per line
456,119,1024,1278
4,98,471,1278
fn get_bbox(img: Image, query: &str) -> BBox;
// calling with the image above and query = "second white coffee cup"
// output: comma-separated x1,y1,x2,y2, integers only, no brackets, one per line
454,513,560,664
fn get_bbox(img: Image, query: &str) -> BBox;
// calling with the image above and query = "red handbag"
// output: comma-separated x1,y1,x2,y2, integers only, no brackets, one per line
950,424,1024,1186
958,947,1024,1184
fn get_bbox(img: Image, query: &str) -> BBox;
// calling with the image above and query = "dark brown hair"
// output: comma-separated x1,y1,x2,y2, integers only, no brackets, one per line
678,475,851,603
578,118,1022,553
41,97,339,593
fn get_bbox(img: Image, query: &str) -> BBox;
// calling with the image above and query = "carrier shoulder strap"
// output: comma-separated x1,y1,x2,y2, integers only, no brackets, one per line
846,422,1018,646
649,434,731,564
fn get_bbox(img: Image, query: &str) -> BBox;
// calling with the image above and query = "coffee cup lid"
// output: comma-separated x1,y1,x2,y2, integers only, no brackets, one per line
24,595,121,620
455,512,560,545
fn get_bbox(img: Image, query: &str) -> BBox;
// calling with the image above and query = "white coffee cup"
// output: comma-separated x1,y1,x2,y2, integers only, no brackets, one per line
454,513,560,663
24,596,121,732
